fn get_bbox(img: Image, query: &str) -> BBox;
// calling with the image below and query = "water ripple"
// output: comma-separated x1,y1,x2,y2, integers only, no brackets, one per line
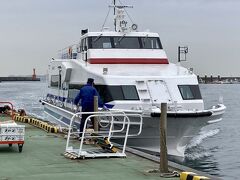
186,129,220,149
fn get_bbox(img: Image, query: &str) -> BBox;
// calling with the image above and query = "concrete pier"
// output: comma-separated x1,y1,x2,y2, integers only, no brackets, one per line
0,115,179,180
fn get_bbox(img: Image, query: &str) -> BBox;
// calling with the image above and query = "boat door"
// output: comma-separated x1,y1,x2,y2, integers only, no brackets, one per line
147,80,172,105
80,38,88,61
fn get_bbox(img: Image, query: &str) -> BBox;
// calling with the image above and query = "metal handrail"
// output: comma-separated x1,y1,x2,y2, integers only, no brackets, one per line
57,44,78,59
123,113,143,137
78,112,130,156
66,111,127,151
65,110,143,157
103,109,143,137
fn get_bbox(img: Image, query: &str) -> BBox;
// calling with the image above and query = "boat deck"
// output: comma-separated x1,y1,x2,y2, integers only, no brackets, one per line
0,114,178,180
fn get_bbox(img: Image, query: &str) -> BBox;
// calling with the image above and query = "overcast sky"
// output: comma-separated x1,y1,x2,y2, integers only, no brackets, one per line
0,0,239,77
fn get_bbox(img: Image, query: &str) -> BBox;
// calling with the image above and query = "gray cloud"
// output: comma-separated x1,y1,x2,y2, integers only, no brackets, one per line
0,0,239,76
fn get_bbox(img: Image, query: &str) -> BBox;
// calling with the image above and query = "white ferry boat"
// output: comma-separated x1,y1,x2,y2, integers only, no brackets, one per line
41,2,226,157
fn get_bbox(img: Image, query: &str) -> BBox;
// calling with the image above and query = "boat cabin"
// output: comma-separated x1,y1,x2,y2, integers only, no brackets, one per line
76,32,169,64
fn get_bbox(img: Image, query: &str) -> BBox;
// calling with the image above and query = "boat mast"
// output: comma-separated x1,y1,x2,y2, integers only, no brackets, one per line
109,1,136,32
114,0,116,32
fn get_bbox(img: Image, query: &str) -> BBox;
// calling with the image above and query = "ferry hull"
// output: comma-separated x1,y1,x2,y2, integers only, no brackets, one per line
124,112,224,157
41,100,225,157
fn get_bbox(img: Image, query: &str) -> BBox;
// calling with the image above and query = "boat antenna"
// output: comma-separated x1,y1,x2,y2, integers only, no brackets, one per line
109,1,134,32
114,0,116,31
113,0,116,14
102,0,136,32
118,0,134,25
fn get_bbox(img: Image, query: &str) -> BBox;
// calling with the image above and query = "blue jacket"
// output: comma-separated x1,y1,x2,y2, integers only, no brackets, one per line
74,83,103,111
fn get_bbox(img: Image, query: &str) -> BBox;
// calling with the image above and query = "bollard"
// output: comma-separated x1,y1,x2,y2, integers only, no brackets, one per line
93,96,99,132
160,103,168,173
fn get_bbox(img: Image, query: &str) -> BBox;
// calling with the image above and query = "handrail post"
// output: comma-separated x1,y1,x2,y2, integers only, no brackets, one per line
66,113,77,151
160,103,168,173
94,96,99,132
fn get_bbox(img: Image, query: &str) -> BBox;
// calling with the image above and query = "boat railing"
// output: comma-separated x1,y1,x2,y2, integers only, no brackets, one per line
57,44,78,59
65,110,143,158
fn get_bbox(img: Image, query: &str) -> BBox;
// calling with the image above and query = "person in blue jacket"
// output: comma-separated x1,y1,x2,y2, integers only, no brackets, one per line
74,78,103,137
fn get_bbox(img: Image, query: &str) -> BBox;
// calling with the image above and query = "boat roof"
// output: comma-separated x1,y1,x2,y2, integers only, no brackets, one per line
82,31,160,38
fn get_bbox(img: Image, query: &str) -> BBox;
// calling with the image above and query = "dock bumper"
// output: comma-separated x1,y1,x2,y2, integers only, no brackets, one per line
13,114,59,133
180,172,210,180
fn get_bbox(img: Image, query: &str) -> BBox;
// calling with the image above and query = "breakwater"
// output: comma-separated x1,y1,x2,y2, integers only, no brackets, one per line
197,75,240,84
0,76,40,82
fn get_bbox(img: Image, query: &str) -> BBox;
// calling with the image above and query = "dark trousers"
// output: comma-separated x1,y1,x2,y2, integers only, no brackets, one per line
79,111,94,137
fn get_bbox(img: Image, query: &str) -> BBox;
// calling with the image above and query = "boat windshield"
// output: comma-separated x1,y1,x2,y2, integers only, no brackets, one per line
88,36,162,49
68,84,139,102
178,85,202,100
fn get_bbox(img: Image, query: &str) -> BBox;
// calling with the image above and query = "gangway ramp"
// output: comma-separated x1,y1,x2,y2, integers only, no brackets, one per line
65,110,143,159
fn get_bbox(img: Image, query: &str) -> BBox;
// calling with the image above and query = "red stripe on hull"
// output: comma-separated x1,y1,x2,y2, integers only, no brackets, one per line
89,58,169,64
0,141,24,144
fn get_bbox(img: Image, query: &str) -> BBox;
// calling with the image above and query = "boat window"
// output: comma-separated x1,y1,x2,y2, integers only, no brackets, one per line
108,86,124,100
72,53,77,59
94,85,111,103
122,85,139,100
50,75,59,87
80,38,88,52
69,84,83,90
141,37,162,49
113,37,141,49
68,89,80,100
89,36,113,49
94,85,139,103
80,38,84,52
68,84,139,102
178,85,202,100
88,36,162,49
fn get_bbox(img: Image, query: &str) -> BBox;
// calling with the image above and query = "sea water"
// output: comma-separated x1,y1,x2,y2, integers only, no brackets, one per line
0,81,47,119
0,81,239,179
183,84,240,179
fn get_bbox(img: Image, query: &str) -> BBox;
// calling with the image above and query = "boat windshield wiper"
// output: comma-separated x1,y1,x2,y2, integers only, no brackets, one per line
93,34,103,42
117,34,126,43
